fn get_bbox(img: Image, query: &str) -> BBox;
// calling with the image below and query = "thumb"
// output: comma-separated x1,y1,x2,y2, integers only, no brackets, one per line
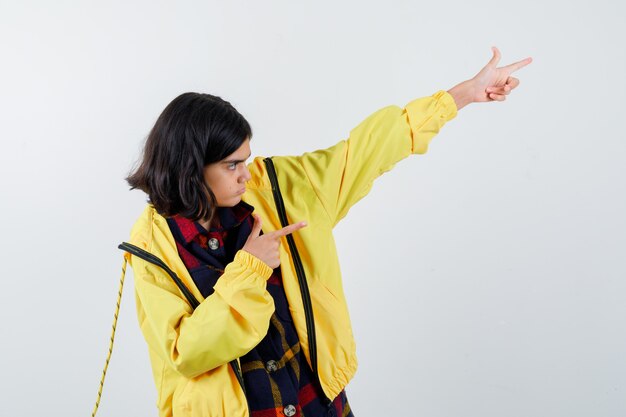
249,213,263,239
488,46,501,68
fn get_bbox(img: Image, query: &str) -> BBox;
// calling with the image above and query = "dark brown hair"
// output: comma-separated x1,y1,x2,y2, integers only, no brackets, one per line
126,92,252,222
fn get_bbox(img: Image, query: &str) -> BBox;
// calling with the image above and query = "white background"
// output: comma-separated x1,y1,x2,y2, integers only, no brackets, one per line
1,1,625,416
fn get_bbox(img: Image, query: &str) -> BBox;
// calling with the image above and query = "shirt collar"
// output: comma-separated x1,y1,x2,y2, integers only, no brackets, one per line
170,200,255,244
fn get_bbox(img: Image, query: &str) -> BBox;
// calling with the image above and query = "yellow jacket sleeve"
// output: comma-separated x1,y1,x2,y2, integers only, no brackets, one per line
132,249,275,379
295,90,457,227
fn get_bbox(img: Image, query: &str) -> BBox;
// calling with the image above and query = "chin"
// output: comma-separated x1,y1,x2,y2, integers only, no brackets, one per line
219,197,241,207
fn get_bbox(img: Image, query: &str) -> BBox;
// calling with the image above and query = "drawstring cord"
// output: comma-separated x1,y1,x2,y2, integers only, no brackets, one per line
91,256,128,417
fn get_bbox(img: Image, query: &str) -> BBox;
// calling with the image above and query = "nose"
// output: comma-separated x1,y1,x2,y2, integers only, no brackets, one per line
239,164,252,183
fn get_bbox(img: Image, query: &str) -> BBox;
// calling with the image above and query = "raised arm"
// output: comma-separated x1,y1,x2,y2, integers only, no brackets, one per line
296,47,532,227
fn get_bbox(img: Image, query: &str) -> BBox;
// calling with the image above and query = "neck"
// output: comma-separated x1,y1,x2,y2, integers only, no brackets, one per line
198,213,215,231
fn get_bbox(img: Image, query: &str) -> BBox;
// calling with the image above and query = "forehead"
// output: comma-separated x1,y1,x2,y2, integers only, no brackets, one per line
221,138,251,161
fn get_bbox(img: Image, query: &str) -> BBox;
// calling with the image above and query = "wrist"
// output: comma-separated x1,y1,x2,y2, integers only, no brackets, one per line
447,80,474,111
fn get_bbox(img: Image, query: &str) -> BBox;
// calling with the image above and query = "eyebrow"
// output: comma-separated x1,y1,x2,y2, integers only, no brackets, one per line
220,152,252,164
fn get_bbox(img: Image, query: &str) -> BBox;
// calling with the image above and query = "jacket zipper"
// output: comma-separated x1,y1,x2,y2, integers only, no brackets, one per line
263,157,332,406
117,242,248,402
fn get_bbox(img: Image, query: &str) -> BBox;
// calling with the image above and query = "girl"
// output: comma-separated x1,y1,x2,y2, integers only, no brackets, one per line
113,47,531,417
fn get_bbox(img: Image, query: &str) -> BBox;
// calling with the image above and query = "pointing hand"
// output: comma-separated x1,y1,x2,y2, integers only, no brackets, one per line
447,47,533,109
471,46,533,102
242,214,308,269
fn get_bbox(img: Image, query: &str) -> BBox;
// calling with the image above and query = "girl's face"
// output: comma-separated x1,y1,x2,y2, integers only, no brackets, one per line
203,139,252,207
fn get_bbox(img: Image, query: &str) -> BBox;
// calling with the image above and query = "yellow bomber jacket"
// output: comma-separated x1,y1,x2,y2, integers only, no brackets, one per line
124,90,457,417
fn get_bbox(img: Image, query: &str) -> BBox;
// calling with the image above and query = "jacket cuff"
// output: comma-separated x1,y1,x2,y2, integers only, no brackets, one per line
212,250,273,298
234,250,274,279
404,90,458,154
434,89,458,121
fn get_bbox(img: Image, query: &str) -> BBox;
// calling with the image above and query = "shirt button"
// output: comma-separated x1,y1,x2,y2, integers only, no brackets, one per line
265,360,278,372
208,238,219,250
283,405,296,417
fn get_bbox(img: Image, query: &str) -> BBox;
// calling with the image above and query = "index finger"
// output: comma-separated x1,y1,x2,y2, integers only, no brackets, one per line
502,56,533,74
273,221,308,238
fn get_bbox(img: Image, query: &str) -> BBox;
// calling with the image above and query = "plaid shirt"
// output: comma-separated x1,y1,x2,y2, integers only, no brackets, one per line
166,201,353,417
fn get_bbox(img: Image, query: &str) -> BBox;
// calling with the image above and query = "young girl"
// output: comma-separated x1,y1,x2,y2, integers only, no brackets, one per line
115,47,531,417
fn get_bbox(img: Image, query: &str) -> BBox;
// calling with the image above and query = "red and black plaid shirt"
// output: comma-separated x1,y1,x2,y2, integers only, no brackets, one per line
166,201,353,417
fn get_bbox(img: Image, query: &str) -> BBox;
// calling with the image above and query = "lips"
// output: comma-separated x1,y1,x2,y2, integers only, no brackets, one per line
237,188,246,195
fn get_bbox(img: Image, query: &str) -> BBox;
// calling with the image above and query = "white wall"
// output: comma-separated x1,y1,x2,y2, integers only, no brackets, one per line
1,1,624,416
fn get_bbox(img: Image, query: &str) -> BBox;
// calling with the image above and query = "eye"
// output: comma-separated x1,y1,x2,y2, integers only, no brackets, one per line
227,162,238,171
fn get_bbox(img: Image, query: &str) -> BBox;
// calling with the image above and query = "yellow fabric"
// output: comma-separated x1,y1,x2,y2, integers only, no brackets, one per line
125,90,457,417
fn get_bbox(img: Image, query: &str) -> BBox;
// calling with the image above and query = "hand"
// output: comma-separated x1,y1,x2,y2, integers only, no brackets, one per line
472,46,532,102
241,214,308,269
447,47,533,109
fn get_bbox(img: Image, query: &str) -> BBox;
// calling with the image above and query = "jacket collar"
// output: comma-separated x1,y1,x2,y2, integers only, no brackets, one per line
169,201,255,244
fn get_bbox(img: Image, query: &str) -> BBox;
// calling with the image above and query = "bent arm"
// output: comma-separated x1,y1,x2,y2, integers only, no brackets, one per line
132,249,275,378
